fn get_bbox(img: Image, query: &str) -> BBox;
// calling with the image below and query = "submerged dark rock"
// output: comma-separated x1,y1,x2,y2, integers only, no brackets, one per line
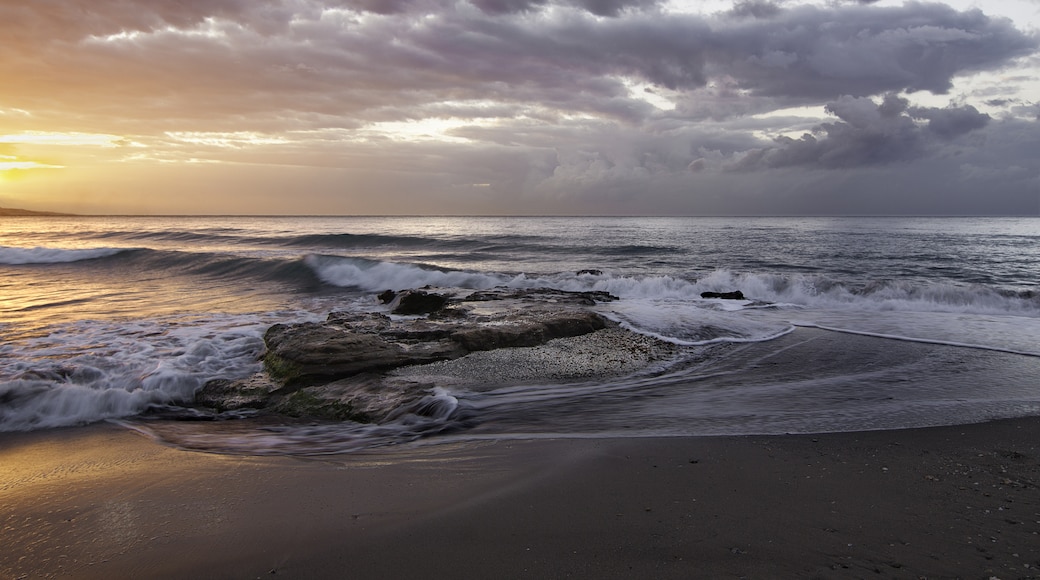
462,287,618,305
390,289,449,315
701,290,745,300
377,289,397,304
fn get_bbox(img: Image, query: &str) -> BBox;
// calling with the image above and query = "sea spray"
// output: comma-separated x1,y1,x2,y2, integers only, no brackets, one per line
0,317,267,431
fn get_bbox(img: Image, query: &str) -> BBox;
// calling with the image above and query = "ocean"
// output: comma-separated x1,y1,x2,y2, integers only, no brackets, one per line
1,216,1038,454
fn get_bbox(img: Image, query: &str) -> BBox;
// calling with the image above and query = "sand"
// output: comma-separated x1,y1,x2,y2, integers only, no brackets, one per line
2,418,1039,579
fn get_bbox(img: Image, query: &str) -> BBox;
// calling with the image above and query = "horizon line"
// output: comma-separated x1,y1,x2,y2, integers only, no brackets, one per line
3,207,1037,219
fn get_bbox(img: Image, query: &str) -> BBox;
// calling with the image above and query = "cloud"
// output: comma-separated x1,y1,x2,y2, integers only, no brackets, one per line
910,103,990,139
0,0,1037,215
1,0,1034,131
711,3,1037,99
727,1,783,19
726,94,994,171
469,0,661,17
469,0,549,15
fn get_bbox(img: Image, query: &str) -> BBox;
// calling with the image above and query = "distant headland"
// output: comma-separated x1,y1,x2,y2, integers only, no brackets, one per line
0,206,75,217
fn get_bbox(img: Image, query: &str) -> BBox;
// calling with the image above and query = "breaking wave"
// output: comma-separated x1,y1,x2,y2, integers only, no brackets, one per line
305,256,1040,317
0,245,127,264
0,317,266,432
304,255,512,291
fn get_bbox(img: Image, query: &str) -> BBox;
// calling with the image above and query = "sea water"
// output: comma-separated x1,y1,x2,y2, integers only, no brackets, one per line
1,216,1038,454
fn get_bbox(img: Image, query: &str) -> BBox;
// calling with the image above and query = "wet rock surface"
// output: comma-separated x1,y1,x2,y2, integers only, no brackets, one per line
388,289,450,315
701,290,745,300
193,286,675,423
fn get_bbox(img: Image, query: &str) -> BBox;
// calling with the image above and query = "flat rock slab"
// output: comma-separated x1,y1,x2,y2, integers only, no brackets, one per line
264,321,462,387
194,286,671,423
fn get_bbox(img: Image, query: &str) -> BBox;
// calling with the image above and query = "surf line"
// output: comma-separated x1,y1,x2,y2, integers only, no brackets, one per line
792,322,1040,358
598,311,798,347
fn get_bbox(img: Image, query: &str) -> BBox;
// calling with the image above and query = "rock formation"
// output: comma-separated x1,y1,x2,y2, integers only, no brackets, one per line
700,290,745,300
192,286,674,423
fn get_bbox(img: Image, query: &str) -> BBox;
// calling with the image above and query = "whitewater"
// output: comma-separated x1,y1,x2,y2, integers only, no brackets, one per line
1,216,1038,454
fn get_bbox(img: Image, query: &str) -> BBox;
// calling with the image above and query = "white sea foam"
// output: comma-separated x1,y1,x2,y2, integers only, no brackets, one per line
303,256,1038,353
304,254,1038,320
127,387,465,455
305,255,510,291
702,270,1039,316
0,245,125,264
793,322,1040,357
602,299,795,346
0,317,266,431
553,269,1038,317
790,313,1040,358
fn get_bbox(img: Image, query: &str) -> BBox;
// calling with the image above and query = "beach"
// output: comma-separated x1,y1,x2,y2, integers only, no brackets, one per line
3,216,1039,578
3,418,1038,579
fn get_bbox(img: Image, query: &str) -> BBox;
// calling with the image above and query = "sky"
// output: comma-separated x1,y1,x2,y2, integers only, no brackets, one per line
0,0,1038,215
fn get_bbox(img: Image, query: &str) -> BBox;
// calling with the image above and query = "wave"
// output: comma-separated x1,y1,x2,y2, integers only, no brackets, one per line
793,322,1040,358
302,254,1040,317
123,387,466,455
303,257,1038,351
184,253,323,287
7,242,1035,319
288,232,467,249
717,271,1040,316
612,316,796,347
93,229,256,244
82,228,459,251
305,255,513,291
2,245,330,291
557,269,1040,317
0,245,127,265
0,317,266,431
93,230,462,250
83,228,558,257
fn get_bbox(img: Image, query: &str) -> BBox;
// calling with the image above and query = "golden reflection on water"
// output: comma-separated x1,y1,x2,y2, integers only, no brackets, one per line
1,217,295,325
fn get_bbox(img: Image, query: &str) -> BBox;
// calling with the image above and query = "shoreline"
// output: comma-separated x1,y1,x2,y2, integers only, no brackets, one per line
3,417,1039,578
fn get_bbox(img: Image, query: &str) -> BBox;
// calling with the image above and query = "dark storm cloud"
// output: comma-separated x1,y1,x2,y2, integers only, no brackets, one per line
469,0,548,14
728,0,783,19
910,103,990,139
345,0,424,14
728,94,993,171
710,3,1037,98
389,1,1036,103
1,0,1034,130
1015,103,1040,120
469,0,660,16
576,0,661,17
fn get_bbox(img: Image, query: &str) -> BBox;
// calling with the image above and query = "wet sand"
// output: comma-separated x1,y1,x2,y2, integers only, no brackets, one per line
2,418,1039,579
